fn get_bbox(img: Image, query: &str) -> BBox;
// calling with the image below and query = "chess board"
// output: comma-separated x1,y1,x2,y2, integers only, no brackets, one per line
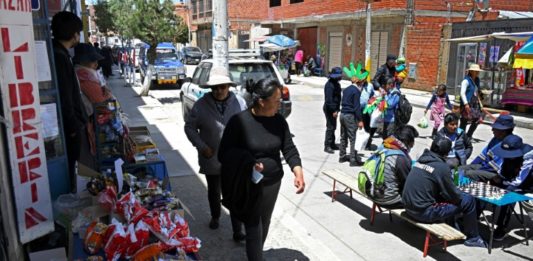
459,181,507,200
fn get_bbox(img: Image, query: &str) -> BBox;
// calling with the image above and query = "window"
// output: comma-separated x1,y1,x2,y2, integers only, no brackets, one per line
290,0,304,3
229,63,277,86
191,0,197,19
269,0,281,7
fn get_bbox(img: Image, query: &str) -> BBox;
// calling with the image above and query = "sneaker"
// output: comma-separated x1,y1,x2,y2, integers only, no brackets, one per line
331,144,340,150
324,147,334,154
233,231,246,242
209,218,219,230
349,157,364,167
464,236,487,248
493,228,507,242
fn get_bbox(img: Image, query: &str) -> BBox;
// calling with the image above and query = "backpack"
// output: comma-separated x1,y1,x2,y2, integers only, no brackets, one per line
394,92,412,125
358,149,405,198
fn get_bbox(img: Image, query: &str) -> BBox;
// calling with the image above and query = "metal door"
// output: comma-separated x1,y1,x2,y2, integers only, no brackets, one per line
453,43,478,100
328,32,343,71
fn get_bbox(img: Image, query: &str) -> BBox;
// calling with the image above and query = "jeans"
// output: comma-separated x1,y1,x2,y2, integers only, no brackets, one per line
459,164,497,182
245,180,281,261
340,113,357,159
406,192,480,238
323,106,337,148
205,175,243,233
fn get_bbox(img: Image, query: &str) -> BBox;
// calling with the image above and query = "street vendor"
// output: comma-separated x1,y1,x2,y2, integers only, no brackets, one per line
184,67,247,241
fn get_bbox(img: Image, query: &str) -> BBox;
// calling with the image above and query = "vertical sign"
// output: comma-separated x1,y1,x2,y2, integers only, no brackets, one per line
0,2,54,243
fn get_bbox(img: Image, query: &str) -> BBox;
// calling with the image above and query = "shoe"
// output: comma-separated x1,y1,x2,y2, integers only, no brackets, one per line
324,147,334,154
339,155,349,163
350,159,364,167
331,144,339,150
493,228,507,242
464,236,487,248
209,218,219,230
233,231,246,242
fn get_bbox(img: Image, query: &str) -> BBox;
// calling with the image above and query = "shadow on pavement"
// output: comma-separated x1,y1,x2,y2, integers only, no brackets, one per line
264,248,310,261
322,192,463,260
107,68,246,260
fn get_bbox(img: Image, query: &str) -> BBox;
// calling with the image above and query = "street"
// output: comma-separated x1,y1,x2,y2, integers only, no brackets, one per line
113,65,533,260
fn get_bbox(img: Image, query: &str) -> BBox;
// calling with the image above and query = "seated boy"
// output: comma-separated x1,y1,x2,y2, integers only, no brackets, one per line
402,136,487,248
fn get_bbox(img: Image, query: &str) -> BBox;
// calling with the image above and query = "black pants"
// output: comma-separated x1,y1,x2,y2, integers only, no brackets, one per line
205,175,243,233
460,116,479,138
459,164,497,183
65,129,82,192
340,113,357,159
245,180,281,261
323,106,337,148
295,62,302,75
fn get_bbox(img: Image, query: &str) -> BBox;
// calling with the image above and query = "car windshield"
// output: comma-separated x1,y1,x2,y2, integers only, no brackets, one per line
184,47,201,53
156,49,177,61
229,63,277,86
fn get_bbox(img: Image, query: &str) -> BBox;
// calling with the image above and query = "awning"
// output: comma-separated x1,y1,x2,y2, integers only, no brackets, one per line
446,31,533,42
498,47,513,64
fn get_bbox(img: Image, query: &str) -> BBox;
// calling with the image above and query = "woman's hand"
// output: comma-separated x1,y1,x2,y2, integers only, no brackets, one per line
293,166,305,194
254,162,264,172
464,104,471,114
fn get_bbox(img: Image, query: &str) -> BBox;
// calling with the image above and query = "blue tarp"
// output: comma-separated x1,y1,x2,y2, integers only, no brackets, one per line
266,35,297,48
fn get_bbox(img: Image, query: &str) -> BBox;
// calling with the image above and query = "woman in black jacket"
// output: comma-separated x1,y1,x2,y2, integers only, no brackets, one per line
218,79,305,261
437,113,473,168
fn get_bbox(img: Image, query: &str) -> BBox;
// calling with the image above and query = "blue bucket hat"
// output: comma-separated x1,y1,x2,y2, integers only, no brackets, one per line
492,115,515,130
328,67,342,79
492,134,532,158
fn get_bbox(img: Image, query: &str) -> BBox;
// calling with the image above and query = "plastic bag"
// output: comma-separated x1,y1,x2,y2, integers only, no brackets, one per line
370,109,383,129
418,116,429,129
354,129,370,152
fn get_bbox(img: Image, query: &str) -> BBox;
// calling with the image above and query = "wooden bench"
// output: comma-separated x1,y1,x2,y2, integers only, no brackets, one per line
322,169,466,257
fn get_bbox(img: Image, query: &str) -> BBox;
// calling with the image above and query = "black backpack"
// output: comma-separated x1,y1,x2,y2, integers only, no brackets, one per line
394,92,412,125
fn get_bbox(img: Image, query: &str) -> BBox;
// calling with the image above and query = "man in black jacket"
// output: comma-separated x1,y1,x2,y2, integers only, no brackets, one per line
323,67,342,153
372,54,397,89
52,11,88,191
402,137,487,248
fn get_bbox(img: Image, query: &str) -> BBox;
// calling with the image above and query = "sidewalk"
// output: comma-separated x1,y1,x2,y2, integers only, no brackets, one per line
292,75,533,130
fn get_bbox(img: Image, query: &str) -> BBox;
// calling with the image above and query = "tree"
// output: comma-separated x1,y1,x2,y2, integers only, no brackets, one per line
108,0,188,96
93,0,115,42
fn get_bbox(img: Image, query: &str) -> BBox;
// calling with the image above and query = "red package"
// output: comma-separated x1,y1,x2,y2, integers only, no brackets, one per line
84,221,108,254
98,186,117,212
115,192,134,222
124,221,150,258
131,242,164,261
162,237,201,253
104,219,127,261
146,179,158,189
131,202,149,224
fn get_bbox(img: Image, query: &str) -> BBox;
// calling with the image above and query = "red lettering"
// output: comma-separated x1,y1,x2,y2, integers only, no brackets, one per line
14,56,23,79
13,42,28,52
8,0,14,11
31,183,37,202
24,207,47,229
1,28,10,52
28,157,41,181
17,156,42,184
15,133,40,159
9,82,35,108
18,161,28,183
11,108,36,134
9,83,17,107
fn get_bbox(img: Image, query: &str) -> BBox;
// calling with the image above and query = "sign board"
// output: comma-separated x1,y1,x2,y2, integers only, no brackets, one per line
0,5,54,243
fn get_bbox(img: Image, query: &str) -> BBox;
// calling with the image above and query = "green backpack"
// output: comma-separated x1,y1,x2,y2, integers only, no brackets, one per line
358,149,405,198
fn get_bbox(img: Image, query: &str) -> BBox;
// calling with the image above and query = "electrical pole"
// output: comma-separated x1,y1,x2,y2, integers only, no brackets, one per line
212,0,229,70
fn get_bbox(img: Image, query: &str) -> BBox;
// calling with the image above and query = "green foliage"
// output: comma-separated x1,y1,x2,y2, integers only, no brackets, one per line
93,0,114,35
108,0,188,64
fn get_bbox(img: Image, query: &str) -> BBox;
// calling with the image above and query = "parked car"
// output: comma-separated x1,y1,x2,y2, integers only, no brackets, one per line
180,57,292,120
139,42,187,89
181,46,204,65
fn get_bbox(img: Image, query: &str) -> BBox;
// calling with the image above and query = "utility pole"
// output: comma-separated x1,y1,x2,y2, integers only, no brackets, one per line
212,0,229,69
365,1,372,76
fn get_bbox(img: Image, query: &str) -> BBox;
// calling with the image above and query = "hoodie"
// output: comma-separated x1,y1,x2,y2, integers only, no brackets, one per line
402,149,462,212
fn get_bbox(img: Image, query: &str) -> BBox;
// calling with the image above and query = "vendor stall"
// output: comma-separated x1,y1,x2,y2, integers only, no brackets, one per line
501,36,533,109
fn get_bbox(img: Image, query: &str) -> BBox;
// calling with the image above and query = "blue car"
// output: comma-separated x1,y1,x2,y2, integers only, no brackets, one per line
139,42,187,89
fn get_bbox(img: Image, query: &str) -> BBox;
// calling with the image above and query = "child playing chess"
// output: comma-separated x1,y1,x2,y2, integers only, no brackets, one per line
490,134,532,241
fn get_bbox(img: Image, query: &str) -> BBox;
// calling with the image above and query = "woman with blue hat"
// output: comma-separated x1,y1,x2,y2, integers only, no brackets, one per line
490,134,533,241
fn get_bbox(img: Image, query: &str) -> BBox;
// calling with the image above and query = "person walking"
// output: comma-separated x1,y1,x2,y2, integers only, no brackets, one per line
339,65,366,166
424,84,452,139
219,79,305,261
459,64,483,138
323,67,342,154
294,48,304,76
51,11,88,191
184,67,247,241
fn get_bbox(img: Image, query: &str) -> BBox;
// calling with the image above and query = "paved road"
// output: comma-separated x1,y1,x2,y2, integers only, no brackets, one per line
115,66,533,260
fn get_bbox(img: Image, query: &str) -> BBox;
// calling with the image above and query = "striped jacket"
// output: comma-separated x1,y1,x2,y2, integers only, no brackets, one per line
471,138,503,174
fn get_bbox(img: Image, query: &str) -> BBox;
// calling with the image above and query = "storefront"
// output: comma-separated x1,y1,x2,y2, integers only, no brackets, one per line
1,1,200,259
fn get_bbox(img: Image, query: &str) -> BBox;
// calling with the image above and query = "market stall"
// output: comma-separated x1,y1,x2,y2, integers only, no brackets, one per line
501,36,533,109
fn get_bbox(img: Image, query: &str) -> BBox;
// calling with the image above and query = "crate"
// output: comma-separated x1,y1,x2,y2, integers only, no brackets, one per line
129,126,157,153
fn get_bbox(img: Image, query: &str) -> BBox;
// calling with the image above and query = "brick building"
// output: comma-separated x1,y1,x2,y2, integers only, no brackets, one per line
188,0,533,91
